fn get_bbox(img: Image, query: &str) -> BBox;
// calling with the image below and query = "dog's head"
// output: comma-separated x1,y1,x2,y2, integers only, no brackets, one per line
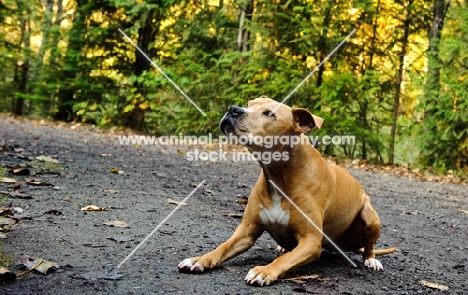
219,96,323,150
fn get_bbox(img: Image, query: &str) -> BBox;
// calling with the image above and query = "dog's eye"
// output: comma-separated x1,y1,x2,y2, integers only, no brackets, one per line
263,111,275,117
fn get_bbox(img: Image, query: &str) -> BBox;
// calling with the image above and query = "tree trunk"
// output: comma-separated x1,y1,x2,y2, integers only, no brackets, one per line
49,0,63,67
315,2,332,88
36,0,54,69
237,0,253,53
124,9,162,131
389,1,412,165
422,0,449,165
13,10,30,116
55,0,86,121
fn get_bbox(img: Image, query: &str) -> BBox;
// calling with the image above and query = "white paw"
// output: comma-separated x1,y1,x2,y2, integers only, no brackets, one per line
244,270,269,286
276,245,287,253
178,258,204,273
364,258,383,271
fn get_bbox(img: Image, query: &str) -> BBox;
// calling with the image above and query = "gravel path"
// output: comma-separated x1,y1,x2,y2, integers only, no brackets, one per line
0,117,467,294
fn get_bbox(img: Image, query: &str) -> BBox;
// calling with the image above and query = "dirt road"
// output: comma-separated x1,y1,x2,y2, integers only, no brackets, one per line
1,117,467,294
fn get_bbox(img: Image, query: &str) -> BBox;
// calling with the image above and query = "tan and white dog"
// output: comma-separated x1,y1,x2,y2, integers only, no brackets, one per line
178,96,396,286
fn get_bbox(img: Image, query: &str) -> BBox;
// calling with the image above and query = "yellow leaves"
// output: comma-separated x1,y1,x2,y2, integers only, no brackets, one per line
139,101,149,110
123,100,151,112
348,8,359,15
123,104,135,113
306,56,316,69
88,103,99,111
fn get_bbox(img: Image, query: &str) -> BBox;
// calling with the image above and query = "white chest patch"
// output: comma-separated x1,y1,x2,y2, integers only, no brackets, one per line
259,189,290,242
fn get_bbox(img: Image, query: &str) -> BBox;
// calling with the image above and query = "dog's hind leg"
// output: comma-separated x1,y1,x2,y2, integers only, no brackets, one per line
360,195,384,270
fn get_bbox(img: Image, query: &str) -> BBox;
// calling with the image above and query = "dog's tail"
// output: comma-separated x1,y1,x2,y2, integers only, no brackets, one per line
356,247,398,256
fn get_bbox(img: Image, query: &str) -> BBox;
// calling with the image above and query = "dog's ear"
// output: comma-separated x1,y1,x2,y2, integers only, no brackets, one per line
292,108,324,133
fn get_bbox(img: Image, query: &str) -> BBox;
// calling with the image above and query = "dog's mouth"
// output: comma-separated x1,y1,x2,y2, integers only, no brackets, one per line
219,112,233,135
219,105,248,135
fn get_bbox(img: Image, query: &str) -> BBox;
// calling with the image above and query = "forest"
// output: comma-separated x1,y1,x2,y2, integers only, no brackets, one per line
0,0,466,173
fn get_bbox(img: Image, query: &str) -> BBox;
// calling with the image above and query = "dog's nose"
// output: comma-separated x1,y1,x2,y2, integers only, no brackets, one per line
228,105,245,117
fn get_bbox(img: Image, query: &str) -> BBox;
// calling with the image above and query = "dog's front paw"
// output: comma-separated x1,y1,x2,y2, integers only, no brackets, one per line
364,258,383,271
244,266,277,286
178,258,205,273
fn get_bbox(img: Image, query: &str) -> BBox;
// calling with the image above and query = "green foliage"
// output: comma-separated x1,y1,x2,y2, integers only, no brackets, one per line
418,4,468,170
0,0,465,172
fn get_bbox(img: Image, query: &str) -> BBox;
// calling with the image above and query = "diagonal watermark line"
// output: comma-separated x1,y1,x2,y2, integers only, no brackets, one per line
272,28,357,113
118,28,207,116
268,180,357,267
117,180,206,268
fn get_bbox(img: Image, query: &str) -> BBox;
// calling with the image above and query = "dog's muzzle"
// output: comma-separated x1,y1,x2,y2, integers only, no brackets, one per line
219,105,246,135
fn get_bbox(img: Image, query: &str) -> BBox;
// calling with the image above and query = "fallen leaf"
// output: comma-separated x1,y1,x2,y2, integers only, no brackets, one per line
0,207,14,215
36,155,59,163
0,218,17,226
204,189,215,195
458,210,468,214
0,266,16,281
167,198,187,206
106,235,134,243
103,220,129,228
26,179,54,186
236,199,248,205
1,177,17,183
11,168,30,175
101,154,112,157
420,280,449,291
81,205,108,211
18,255,59,275
109,167,119,174
0,191,32,199
35,260,59,274
177,149,185,154
103,189,119,194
